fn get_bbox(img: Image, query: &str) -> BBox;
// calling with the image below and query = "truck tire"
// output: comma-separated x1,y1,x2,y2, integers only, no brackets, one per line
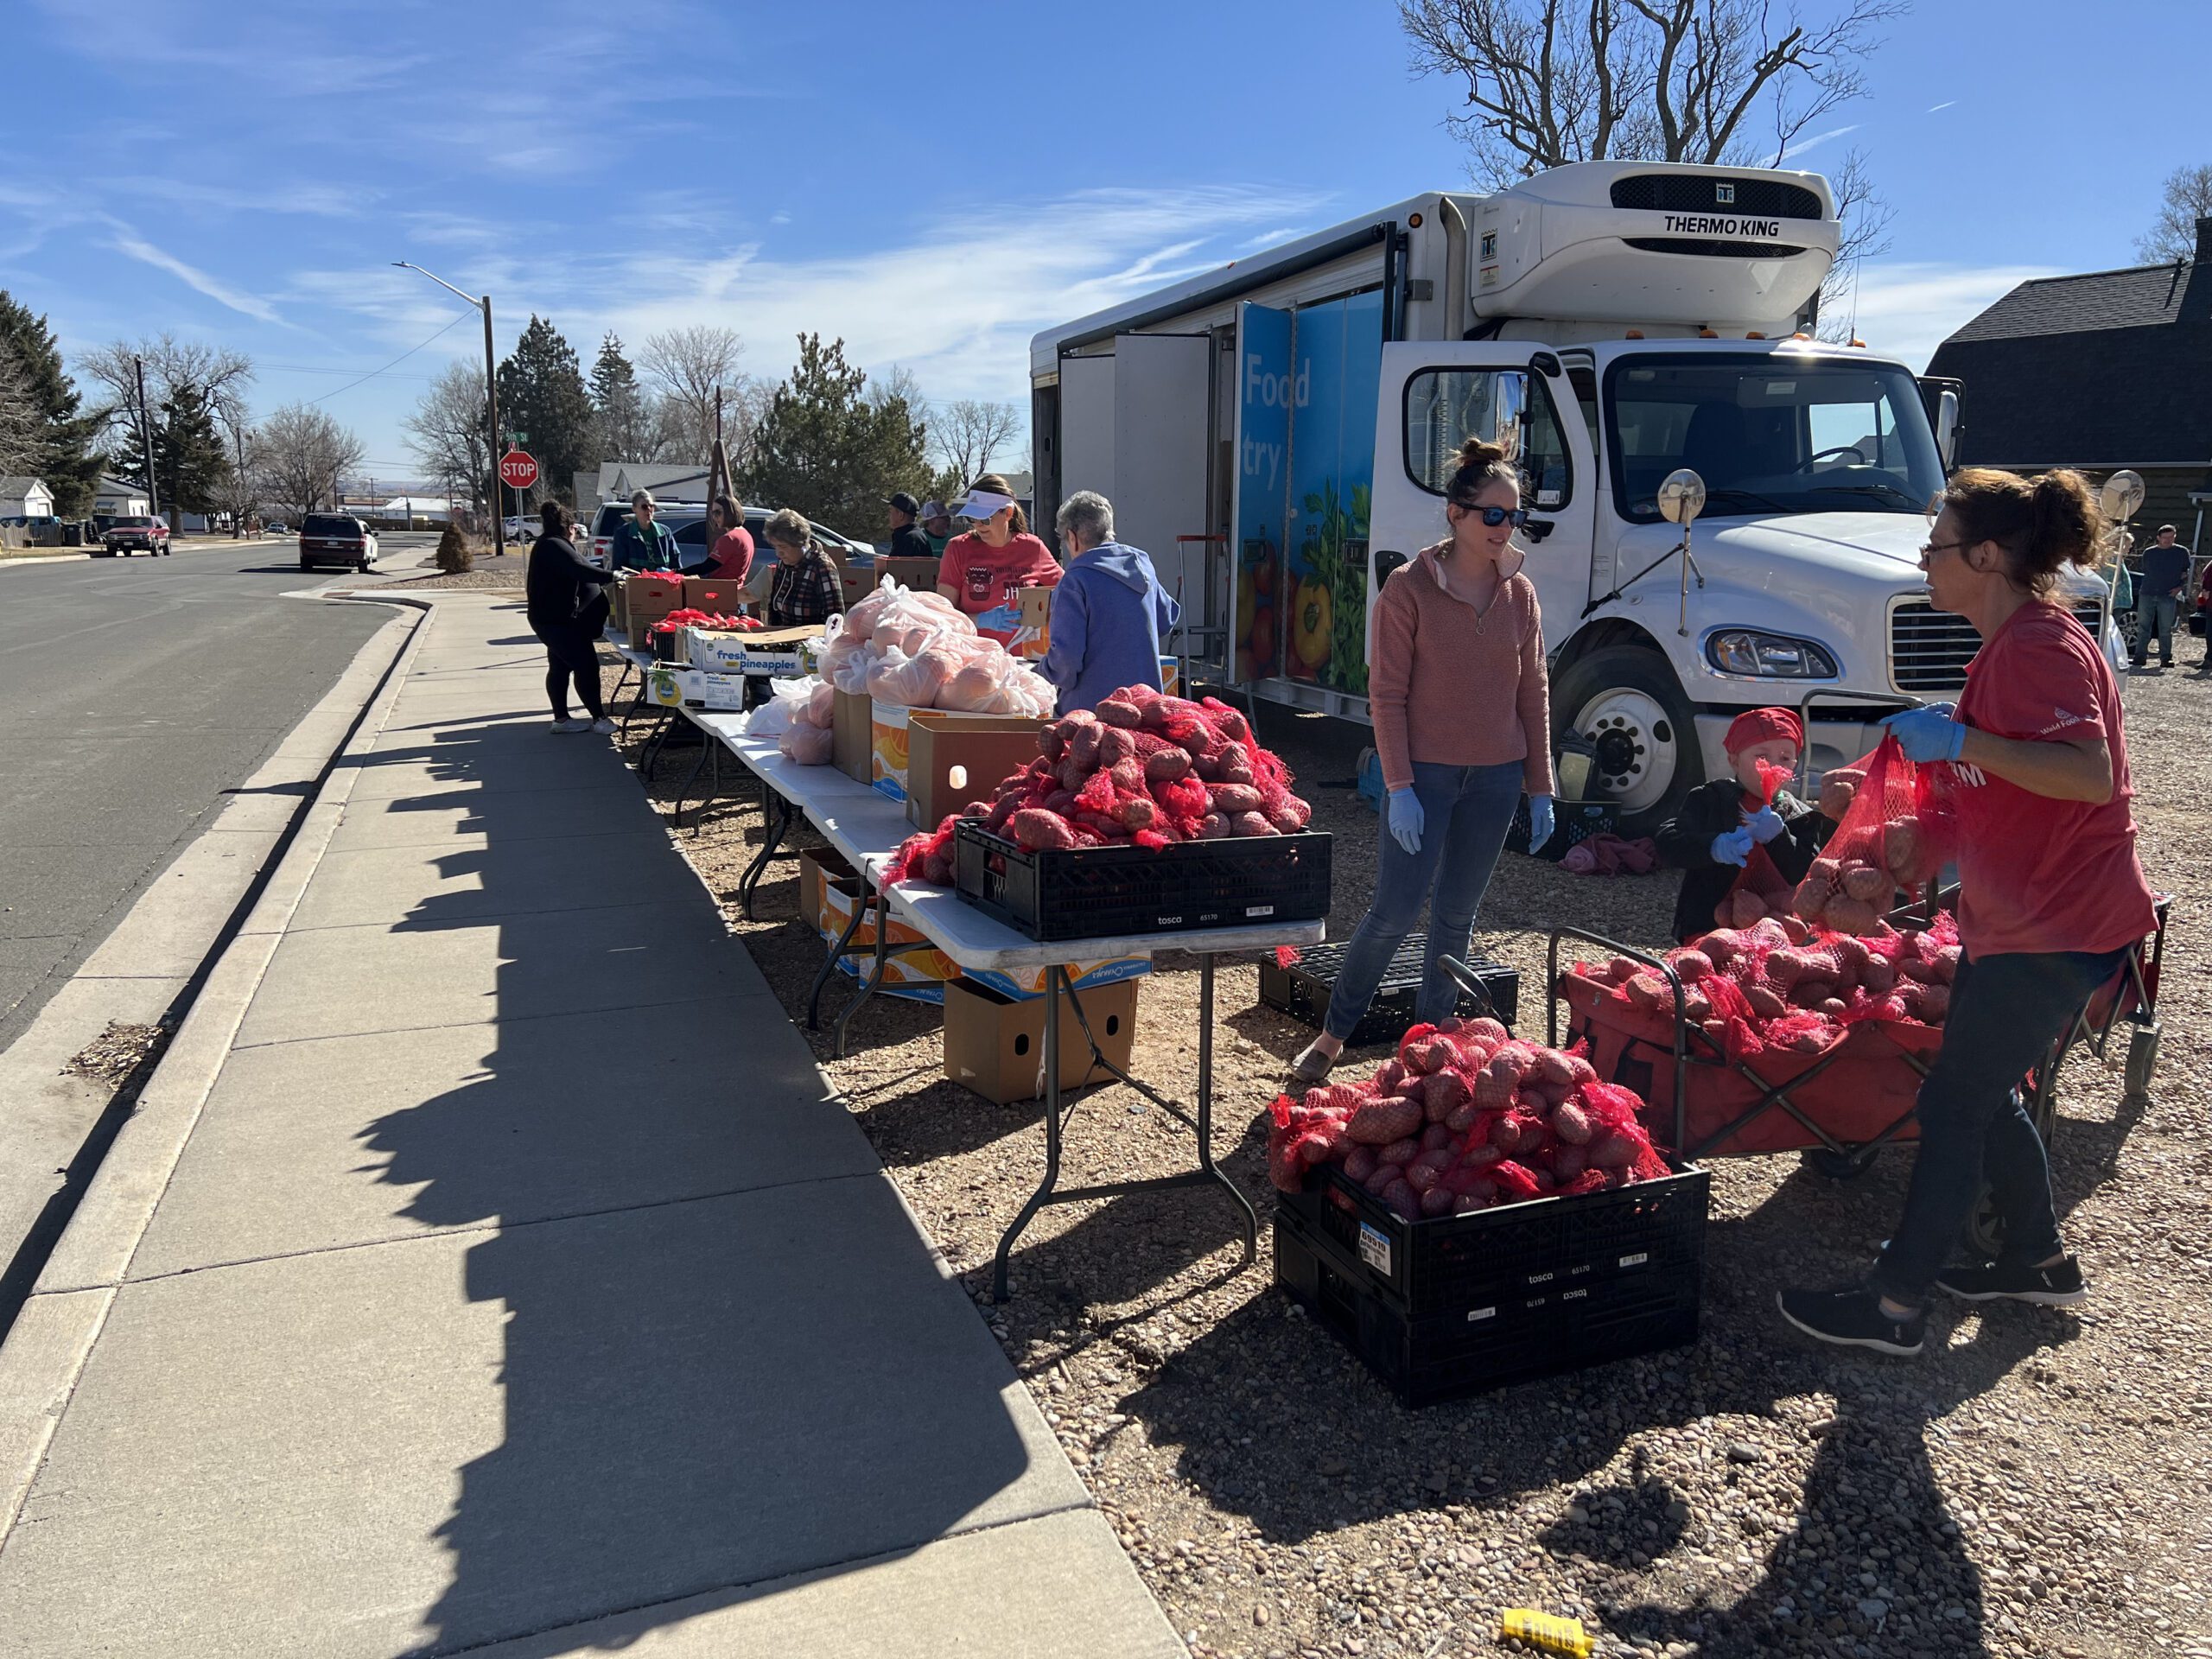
1552,645,1704,836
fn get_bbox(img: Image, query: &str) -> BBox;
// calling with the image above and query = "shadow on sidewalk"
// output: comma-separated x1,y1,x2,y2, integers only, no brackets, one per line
351,709,1049,1654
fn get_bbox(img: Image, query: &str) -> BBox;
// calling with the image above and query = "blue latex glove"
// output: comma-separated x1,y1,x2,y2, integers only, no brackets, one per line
1387,787,1424,855
1745,804,1785,844
1711,826,1754,867
1527,793,1555,853
1883,705,1967,765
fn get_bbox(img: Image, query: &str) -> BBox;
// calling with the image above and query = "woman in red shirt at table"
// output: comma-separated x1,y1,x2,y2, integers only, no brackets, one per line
698,493,753,585
1779,467,2158,1357
937,473,1059,645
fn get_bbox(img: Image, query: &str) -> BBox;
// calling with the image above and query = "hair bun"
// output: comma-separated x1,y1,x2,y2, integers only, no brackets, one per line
1455,437,1509,470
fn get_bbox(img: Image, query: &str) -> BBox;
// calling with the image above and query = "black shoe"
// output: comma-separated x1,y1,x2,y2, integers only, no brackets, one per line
1934,1255,2087,1306
1776,1287,1925,1356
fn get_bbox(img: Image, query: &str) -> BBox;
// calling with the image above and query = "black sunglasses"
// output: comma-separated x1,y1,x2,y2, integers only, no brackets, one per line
1453,503,1528,528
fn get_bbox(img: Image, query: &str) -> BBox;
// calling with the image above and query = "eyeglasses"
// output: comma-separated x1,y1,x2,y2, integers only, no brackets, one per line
1454,504,1528,528
1921,538,1964,558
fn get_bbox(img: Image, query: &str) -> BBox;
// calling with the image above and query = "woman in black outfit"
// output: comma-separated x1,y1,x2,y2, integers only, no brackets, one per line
525,501,619,732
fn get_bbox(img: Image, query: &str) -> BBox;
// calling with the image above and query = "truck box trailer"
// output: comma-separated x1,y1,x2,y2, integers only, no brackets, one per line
1029,160,2110,833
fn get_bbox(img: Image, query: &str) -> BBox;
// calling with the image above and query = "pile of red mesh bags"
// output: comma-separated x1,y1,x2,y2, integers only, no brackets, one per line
1792,736,1955,934
652,608,760,634
1563,909,1961,1063
1266,1016,1672,1216
883,685,1313,883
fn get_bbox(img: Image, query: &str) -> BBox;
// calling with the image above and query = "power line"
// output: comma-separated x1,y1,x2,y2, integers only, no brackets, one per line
308,313,472,405
262,361,444,383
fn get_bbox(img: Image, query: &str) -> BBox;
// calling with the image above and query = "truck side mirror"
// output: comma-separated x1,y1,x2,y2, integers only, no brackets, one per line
1657,468,1707,525
1935,389,1960,472
1491,372,1528,461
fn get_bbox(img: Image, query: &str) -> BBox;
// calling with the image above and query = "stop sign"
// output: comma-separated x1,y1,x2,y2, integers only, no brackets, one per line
499,449,539,491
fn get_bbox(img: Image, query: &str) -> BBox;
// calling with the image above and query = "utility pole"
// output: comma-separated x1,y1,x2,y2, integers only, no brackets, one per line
483,295,505,556
391,262,503,557
133,355,161,521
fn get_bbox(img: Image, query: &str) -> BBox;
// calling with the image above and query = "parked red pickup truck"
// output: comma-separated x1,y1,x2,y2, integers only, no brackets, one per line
99,516,171,556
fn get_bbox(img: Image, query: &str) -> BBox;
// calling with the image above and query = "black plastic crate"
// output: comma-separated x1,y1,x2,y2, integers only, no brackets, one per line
1507,798,1618,860
1275,1208,1701,1407
1276,1160,1707,1318
1257,936,1519,1046
953,820,1332,942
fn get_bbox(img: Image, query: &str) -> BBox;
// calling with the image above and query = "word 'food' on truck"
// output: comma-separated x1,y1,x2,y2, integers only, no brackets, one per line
1028,159,2113,835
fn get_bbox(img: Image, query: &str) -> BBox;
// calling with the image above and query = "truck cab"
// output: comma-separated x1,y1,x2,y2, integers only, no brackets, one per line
1031,159,2109,834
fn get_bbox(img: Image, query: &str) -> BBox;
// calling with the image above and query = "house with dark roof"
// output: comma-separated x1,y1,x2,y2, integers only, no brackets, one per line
1926,216,2212,549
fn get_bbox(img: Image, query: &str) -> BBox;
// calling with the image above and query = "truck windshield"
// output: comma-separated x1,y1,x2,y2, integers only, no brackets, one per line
1605,353,1943,523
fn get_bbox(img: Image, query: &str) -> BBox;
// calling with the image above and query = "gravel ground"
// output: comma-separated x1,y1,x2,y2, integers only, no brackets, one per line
601,656,2211,1659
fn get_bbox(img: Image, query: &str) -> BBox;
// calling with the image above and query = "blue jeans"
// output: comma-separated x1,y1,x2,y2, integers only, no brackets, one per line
1324,760,1522,1041
2133,592,2177,664
1869,945,2127,1305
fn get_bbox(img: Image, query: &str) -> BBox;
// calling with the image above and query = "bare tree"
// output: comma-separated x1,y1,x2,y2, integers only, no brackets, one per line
0,334,39,476
2137,162,2212,263
639,326,746,463
1402,0,1904,320
79,333,255,451
255,404,363,522
404,361,491,516
931,398,1022,489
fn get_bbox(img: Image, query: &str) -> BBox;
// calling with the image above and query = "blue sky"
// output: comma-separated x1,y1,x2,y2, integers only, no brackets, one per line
2,0,2202,486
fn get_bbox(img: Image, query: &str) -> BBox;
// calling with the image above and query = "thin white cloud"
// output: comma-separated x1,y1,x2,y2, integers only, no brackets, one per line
1838,260,2063,368
110,231,285,324
1927,100,1957,113
1778,123,1861,162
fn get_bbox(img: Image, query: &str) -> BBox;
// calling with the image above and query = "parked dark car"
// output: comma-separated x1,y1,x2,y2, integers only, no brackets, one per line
99,515,171,556
298,513,379,572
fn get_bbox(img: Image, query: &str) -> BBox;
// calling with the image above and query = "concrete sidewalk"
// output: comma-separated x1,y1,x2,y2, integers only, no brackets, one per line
0,595,1181,1657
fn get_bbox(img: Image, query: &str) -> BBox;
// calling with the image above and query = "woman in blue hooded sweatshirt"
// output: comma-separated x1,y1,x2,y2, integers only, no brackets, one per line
1040,491,1181,713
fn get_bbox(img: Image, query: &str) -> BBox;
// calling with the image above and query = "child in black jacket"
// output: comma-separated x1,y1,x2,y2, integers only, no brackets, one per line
1656,708,1834,943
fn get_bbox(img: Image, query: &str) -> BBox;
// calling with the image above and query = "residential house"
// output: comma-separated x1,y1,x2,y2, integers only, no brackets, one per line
1925,215,2212,550
1,476,56,519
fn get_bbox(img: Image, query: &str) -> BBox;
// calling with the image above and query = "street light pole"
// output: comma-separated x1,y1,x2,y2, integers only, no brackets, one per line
392,261,504,560
133,355,161,522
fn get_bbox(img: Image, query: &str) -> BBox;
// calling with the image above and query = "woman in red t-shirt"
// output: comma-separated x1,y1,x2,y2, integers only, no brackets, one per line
936,472,1059,645
699,494,753,586
1781,468,2157,1357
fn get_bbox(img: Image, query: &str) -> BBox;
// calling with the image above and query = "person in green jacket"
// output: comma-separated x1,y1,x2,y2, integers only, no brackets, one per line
609,489,682,571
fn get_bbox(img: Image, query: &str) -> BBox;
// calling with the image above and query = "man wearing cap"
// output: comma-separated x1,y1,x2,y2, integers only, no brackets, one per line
1653,706,1834,943
886,492,935,562
920,499,954,556
609,489,683,572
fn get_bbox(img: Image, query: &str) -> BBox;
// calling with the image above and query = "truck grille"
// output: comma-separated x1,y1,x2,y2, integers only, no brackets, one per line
1624,236,1808,260
1609,175,1825,219
1888,599,2107,691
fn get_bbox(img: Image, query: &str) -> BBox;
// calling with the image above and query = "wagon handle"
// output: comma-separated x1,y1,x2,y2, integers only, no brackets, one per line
1437,956,1502,1024
1546,926,1689,1151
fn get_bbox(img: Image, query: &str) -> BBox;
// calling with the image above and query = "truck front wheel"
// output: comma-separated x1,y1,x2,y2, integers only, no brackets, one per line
1552,645,1704,836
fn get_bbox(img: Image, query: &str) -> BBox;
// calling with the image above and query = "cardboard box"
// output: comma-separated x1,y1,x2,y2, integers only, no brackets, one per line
819,873,957,1001
942,976,1140,1105
683,575,747,615
622,575,686,626
904,711,1047,830
685,673,749,712
690,625,820,678
798,844,857,936
882,556,940,594
1160,656,1180,697
1013,584,1054,659
839,557,881,609
832,687,874,783
645,664,691,709
626,614,658,652
869,699,912,800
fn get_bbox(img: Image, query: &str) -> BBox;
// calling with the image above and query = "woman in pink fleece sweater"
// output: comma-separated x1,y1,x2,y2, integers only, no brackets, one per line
1292,438,1554,1083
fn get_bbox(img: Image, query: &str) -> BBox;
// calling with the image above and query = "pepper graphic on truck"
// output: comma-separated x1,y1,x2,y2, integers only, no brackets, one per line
1029,159,2116,834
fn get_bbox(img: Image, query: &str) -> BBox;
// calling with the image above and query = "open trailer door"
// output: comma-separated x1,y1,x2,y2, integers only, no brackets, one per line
1109,333,1211,658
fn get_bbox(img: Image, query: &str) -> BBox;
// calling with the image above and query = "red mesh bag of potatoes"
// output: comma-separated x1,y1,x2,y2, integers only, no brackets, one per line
1788,735,1959,934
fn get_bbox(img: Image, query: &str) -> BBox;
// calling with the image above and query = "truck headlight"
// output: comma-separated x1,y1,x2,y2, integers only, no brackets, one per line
1705,629,1837,677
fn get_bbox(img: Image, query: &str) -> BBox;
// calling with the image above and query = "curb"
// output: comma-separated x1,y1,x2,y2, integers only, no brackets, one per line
0,593,439,1543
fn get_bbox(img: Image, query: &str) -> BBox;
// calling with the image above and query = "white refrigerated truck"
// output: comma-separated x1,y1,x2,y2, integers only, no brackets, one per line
1029,159,2109,833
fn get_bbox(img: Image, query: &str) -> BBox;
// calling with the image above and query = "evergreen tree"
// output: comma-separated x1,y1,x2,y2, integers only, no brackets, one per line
0,290,102,515
152,384,230,516
494,315,594,511
742,334,929,536
589,334,655,461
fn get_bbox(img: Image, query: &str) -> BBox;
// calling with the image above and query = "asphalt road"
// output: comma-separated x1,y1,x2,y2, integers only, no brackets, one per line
0,533,439,1050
